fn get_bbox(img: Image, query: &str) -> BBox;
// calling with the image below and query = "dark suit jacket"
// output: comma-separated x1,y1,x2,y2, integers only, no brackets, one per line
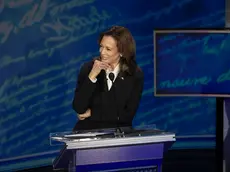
72,60,144,131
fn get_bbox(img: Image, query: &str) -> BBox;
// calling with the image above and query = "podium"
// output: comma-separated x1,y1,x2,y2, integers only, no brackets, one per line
50,126,176,172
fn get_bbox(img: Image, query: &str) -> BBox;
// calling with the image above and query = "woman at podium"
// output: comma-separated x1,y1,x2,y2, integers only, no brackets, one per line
72,25,144,131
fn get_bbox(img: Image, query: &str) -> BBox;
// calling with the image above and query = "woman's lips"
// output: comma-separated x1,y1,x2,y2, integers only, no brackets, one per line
101,57,108,60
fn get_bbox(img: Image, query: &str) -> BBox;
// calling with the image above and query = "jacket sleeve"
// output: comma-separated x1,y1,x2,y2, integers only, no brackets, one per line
119,70,144,124
72,62,97,114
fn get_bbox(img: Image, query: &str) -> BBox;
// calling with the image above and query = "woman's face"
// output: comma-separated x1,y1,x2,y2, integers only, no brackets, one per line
99,36,120,67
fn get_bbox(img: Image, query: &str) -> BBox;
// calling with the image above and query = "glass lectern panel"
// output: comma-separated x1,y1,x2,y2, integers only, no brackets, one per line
49,124,175,148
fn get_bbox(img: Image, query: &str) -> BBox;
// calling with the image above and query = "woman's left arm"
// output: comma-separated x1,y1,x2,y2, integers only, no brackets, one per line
119,71,144,124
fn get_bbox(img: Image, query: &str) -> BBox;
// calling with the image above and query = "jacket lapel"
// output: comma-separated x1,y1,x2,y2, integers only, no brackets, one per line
98,70,108,92
110,72,126,99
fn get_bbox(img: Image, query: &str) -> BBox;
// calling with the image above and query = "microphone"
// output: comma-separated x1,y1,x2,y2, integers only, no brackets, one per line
108,72,121,133
108,73,115,82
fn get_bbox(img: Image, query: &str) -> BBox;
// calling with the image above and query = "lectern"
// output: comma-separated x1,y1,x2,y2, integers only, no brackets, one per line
50,126,175,172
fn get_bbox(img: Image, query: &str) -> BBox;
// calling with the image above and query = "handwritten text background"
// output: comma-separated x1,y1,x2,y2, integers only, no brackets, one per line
155,31,230,95
0,0,224,171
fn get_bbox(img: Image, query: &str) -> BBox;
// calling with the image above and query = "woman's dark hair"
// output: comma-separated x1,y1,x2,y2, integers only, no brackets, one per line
98,26,138,75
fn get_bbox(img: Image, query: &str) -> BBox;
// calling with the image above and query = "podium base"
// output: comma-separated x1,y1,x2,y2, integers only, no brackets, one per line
75,159,160,172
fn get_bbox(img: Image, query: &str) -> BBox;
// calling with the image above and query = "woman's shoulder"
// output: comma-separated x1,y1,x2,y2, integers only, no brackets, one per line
125,65,144,81
124,63,144,79
134,66,144,79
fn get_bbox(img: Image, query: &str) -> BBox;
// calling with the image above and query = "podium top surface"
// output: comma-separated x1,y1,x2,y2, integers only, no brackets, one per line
50,127,176,149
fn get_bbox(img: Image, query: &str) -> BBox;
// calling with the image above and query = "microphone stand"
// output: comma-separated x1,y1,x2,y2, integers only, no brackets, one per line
108,73,123,136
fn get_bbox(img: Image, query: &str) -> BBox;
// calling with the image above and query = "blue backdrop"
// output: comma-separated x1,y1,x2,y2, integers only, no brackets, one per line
155,30,230,96
0,0,224,171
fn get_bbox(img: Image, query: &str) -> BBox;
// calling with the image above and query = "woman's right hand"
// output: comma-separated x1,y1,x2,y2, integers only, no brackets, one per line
88,60,111,80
